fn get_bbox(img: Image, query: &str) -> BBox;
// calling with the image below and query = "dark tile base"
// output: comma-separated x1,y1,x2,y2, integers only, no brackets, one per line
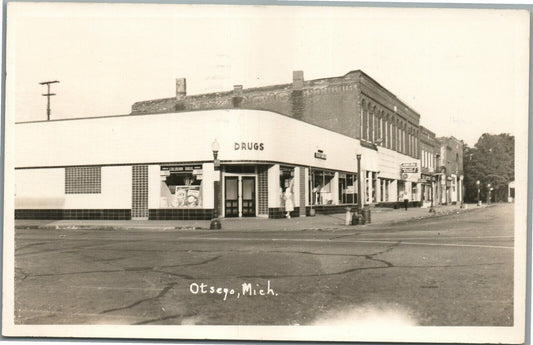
149,208,215,220
15,209,131,220
375,201,421,209
268,207,300,219
306,204,356,215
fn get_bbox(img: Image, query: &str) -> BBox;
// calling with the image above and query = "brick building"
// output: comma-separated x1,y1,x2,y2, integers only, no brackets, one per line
133,70,423,206
16,70,466,221
419,126,440,207
437,136,464,205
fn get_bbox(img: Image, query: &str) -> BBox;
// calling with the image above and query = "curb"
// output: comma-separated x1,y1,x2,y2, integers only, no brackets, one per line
15,225,206,231
15,205,494,232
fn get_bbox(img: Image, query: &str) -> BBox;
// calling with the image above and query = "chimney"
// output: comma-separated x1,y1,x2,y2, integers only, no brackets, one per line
233,85,243,97
176,78,187,101
232,85,243,108
293,70,304,90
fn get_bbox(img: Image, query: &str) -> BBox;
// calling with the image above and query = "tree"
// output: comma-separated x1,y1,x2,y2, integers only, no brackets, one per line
463,133,514,203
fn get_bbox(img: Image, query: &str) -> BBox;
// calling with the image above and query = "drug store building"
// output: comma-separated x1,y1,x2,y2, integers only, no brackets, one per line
14,108,421,220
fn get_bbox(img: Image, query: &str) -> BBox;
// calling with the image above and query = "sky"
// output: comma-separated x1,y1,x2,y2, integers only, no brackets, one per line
6,3,530,146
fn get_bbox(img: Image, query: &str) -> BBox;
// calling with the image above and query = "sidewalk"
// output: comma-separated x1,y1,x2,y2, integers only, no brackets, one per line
14,204,490,232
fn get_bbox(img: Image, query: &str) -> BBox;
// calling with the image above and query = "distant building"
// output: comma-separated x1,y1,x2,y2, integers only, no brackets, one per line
419,126,440,207
437,136,464,205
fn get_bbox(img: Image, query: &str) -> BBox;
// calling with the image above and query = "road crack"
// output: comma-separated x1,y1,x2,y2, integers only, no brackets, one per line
157,255,222,269
133,312,198,325
101,282,178,314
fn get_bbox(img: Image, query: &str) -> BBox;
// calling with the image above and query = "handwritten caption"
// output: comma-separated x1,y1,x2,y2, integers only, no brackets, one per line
189,281,278,301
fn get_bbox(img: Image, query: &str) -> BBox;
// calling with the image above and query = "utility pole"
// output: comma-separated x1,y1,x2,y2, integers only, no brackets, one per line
39,80,59,120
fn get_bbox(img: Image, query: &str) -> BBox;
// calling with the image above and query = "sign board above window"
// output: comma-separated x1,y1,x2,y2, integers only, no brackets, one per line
161,165,202,172
314,150,327,160
400,162,419,173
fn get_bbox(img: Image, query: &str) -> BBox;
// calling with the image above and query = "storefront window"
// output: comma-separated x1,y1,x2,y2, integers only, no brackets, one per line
160,165,203,208
398,181,405,200
340,173,357,204
310,170,334,205
280,166,294,207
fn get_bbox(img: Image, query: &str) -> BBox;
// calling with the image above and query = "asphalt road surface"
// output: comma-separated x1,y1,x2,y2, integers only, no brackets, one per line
14,203,514,326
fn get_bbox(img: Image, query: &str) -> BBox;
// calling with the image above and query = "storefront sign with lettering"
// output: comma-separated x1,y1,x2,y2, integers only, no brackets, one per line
234,142,264,151
314,151,327,160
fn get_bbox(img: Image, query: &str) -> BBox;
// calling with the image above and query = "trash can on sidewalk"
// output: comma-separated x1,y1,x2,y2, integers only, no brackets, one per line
351,210,363,225
362,207,371,224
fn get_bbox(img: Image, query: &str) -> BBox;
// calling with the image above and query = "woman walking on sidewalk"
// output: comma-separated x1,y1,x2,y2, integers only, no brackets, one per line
403,191,409,211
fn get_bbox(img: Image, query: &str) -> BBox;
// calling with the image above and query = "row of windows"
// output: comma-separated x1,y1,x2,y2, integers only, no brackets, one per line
421,150,437,170
360,99,419,158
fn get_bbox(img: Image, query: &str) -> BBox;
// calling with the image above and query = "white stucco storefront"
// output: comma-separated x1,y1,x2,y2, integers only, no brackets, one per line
15,109,421,220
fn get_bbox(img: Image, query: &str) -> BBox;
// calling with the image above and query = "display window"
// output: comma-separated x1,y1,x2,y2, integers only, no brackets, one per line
280,166,294,207
310,170,334,205
398,180,406,200
380,178,390,202
339,173,357,204
160,165,203,208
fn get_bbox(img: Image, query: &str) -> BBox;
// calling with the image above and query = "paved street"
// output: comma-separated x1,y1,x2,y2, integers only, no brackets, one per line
14,203,514,326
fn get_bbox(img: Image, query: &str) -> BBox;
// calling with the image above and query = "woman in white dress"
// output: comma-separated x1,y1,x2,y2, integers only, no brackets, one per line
284,178,294,218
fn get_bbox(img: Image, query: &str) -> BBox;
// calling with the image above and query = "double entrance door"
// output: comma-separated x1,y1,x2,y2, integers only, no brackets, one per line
224,176,256,217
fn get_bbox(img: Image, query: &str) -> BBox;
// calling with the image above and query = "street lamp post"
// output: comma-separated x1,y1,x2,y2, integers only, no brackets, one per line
459,175,464,208
357,154,362,212
429,171,435,213
476,180,481,206
210,139,222,230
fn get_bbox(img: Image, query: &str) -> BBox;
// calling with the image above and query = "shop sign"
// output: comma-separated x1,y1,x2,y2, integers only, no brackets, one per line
234,142,264,151
419,176,432,183
314,150,327,160
400,162,419,173
346,185,355,193
160,170,170,176
162,165,201,172
192,169,203,175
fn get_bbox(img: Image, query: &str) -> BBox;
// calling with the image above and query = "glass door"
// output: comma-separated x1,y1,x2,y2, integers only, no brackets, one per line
241,177,256,217
224,177,239,217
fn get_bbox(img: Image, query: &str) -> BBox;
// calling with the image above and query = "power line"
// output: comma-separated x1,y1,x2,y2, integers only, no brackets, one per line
39,80,59,120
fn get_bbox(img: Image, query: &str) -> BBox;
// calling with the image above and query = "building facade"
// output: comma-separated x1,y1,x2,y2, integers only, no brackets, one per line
14,109,420,220
437,136,464,205
133,70,423,205
419,126,440,207
16,70,466,221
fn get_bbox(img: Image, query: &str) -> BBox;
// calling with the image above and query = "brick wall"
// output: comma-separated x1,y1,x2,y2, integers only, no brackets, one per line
130,71,421,154
131,98,178,115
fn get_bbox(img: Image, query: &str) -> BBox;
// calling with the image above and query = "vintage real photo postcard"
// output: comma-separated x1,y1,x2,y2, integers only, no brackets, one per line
2,2,530,343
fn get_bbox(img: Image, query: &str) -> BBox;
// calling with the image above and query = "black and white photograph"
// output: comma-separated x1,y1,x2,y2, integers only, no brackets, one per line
2,2,530,343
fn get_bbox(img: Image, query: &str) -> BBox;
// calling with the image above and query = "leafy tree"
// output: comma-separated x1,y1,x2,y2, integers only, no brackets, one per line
463,133,514,203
